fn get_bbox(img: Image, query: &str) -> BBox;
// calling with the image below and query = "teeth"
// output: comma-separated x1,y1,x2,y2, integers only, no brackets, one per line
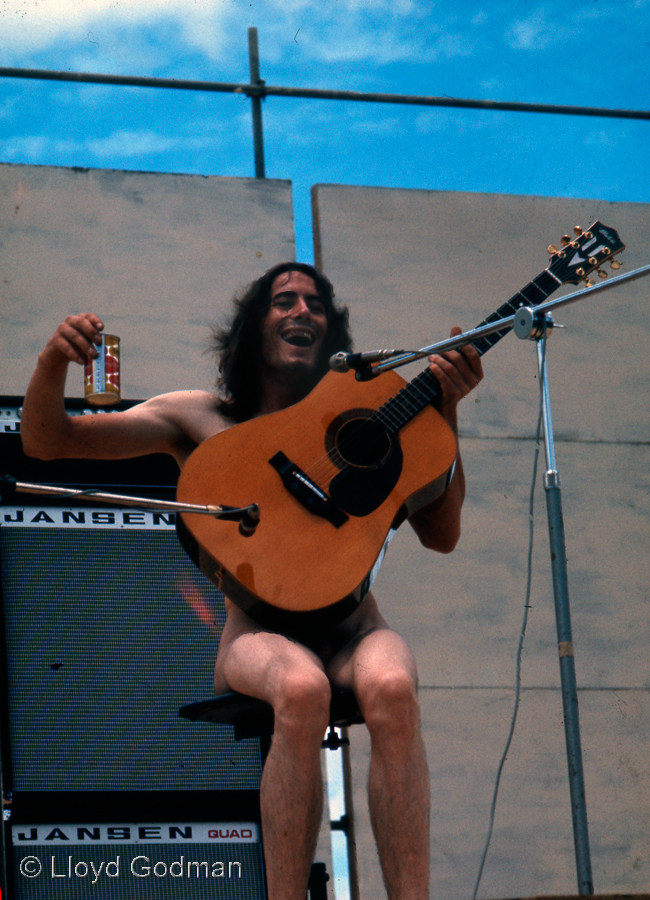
283,330,314,347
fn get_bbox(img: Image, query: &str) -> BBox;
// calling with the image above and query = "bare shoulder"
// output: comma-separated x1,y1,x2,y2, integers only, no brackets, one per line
57,390,232,467
139,389,224,424
128,390,233,462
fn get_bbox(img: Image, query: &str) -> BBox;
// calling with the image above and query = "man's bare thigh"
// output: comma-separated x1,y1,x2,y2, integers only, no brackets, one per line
213,604,325,700
326,625,419,696
213,591,393,700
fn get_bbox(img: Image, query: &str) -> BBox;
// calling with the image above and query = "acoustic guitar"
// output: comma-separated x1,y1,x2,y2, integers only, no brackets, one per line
177,222,625,634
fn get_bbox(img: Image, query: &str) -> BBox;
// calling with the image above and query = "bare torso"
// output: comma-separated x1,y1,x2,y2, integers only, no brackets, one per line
157,393,394,674
161,392,394,689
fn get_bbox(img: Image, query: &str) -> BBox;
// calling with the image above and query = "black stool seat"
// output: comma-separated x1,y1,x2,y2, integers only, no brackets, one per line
179,689,363,741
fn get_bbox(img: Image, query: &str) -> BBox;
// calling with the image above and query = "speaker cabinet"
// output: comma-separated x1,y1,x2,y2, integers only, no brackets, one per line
0,398,266,899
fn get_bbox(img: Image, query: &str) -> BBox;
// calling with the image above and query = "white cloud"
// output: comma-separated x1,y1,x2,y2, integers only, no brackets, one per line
584,128,622,150
0,92,21,122
504,6,584,52
413,107,494,136
1,0,233,64
1,118,247,167
0,0,472,69
3,134,81,161
2,1,164,50
347,112,405,136
413,109,450,134
506,12,552,51
87,129,179,159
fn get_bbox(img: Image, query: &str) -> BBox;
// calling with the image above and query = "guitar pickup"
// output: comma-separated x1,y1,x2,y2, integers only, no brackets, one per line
269,451,349,528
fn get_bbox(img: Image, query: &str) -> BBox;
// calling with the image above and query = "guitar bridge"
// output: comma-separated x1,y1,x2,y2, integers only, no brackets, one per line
269,451,349,528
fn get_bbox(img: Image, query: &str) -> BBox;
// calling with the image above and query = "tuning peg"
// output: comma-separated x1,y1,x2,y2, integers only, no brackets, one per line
610,260,622,270
584,279,595,288
548,244,560,254
561,235,571,246
597,269,608,279
573,226,583,235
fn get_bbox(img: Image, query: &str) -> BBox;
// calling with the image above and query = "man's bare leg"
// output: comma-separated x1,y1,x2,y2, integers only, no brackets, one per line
215,628,331,900
329,628,430,900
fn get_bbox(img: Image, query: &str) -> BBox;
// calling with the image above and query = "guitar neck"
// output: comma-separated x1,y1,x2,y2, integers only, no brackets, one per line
375,266,562,434
373,217,625,434
469,268,561,356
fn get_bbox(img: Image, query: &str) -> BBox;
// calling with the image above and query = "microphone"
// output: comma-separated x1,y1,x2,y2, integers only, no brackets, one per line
329,348,404,373
238,504,261,537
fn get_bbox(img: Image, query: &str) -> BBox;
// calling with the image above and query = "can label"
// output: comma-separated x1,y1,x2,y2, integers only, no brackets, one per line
84,334,120,406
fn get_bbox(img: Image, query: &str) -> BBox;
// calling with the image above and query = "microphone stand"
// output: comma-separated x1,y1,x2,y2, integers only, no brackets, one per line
0,476,261,534
349,263,650,379
335,263,650,894
514,308,594,895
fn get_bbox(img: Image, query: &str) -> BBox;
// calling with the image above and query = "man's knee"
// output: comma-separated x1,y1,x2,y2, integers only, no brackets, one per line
272,667,331,738
358,667,420,735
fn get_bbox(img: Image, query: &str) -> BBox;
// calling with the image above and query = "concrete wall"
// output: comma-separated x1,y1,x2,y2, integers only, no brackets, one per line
1,163,295,399
312,185,650,899
3,162,648,898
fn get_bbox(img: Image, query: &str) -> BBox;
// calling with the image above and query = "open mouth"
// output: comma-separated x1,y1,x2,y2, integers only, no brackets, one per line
282,329,316,348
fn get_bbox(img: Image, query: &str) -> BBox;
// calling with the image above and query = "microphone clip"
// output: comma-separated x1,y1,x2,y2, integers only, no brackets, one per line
329,348,405,375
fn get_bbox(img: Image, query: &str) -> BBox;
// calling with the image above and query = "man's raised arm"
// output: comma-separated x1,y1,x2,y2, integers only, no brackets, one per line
21,313,194,464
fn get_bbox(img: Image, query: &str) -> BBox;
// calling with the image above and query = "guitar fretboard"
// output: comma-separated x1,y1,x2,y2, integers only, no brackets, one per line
470,269,560,356
374,268,560,435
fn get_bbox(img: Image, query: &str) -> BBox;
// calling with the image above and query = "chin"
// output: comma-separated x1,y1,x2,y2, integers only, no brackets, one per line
283,350,322,372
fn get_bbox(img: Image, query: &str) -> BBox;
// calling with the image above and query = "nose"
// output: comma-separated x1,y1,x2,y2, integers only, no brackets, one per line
291,296,311,317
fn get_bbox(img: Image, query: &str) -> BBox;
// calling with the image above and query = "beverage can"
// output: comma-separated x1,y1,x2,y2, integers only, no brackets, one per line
84,334,121,406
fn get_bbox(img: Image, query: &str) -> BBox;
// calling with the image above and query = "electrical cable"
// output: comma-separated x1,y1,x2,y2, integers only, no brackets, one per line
471,343,547,899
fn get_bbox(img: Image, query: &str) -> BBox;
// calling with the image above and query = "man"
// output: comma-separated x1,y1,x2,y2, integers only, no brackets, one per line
21,262,483,900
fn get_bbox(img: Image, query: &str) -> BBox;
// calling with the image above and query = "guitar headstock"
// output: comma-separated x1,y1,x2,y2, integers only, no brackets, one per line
547,221,625,286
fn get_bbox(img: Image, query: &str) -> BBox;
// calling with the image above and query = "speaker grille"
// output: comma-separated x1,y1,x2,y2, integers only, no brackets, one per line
1,520,262,792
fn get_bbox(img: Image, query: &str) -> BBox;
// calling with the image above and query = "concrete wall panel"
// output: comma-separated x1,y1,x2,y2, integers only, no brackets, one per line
312,186,649,443
312,185,650,898
1,163,295,399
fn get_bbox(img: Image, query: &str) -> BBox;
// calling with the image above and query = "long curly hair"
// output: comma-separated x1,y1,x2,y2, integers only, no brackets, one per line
212,262,353,422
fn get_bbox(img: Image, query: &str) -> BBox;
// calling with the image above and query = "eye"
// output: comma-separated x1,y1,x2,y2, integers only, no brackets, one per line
271,297,293,310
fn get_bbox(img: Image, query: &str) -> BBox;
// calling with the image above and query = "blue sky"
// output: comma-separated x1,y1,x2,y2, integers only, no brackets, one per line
1,0,649,262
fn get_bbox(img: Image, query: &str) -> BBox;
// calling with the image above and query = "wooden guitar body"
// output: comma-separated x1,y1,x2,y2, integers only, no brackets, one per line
177,369,456,633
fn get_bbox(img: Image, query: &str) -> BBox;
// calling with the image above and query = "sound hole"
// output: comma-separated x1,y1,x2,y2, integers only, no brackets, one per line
335,416,391,469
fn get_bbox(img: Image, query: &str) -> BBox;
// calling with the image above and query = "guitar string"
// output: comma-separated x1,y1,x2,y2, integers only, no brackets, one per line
299,273,559,491
298,321,508,488
299,276,558,491
275,230,616,490
295,227,626,492
300,370,438,487
298,366,440,485
302,302,523,489
300,358,467,487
